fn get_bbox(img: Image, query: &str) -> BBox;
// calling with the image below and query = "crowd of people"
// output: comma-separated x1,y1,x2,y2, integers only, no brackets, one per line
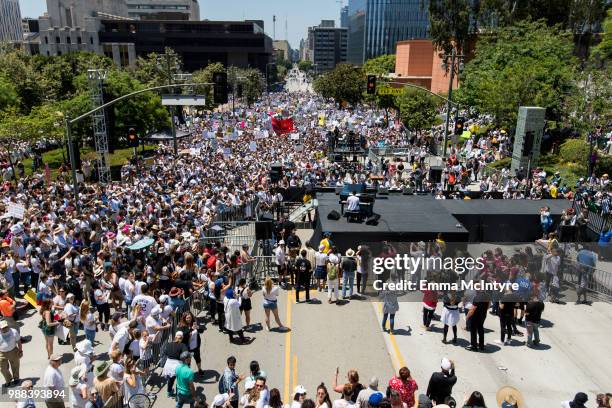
0,71,610,408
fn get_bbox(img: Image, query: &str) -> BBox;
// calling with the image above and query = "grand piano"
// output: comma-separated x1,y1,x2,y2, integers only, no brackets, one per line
338,183,375,218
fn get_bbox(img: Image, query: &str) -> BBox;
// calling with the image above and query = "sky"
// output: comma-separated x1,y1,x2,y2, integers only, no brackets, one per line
18,0,342,50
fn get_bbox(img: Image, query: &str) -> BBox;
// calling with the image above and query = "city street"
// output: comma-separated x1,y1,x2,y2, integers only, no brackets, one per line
285,69,314,93
15,271,612,407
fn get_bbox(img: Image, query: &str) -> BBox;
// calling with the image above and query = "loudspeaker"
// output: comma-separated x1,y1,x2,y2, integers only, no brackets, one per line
255,221,273,240
365,213,380,226
522,131,535,156
378,187,389,195
429,166,443,183
327,210,341,220
269,163,283,183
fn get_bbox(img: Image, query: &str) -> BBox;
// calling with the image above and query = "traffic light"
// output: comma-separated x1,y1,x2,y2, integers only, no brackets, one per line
213,72,228,104
454,116,465,135
366,75,377,95
127,127,138,148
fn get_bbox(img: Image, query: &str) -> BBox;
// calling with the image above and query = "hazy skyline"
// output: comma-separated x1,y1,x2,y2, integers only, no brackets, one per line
18,0,343,49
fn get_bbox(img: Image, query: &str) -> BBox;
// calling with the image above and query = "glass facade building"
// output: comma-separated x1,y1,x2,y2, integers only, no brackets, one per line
347,0,429,65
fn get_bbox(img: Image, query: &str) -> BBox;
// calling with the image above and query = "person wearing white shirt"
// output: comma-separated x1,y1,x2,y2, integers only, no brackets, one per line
346,192,360,212
274,242,287,286
43,355,65,408
130,284,157,318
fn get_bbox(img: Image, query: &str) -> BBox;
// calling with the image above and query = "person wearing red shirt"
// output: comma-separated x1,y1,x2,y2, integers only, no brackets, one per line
422,290,437,330
388,367,418,408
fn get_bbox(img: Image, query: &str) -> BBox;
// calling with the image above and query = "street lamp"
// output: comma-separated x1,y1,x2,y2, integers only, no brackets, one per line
441,48,465,158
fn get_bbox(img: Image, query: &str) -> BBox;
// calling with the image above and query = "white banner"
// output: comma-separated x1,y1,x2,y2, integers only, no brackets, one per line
7,203,25,219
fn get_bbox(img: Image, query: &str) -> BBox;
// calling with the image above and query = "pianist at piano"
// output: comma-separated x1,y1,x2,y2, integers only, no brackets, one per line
347,191,360,212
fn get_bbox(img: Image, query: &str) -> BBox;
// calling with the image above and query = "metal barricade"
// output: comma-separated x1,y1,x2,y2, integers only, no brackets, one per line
200,221,256,253
560,258,612,300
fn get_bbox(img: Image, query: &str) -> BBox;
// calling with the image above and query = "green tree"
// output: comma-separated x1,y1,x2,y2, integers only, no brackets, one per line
396,88,439,134
313,64,364,105
428,0,472,54
132,47,183,87
0,74,19,111
298,60,313,72
362,54,396,75
362,55,398,122
0,46,47,113
591,8,612,62
192,62,226,109
457,20,577,127
103,70,169,137
475,0,607,35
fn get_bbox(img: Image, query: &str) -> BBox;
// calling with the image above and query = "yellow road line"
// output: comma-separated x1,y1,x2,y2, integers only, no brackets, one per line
292,354,298,392
283,290,293,403
377,303,406,370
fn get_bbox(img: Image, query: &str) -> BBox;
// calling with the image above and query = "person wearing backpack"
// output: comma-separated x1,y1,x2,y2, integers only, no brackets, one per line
327,251,340,304
220,356,245,408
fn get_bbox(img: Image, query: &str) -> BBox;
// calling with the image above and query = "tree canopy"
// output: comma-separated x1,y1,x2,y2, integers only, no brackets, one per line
362,54,396,75
456,20,577,127
313,64,365,105
396,88,440,133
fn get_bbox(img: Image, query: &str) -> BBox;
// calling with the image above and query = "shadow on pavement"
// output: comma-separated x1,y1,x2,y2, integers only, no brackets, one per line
392,327,412,336
195,369,220,384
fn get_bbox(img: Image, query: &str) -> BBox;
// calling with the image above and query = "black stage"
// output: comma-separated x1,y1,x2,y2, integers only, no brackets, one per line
313,193,568,252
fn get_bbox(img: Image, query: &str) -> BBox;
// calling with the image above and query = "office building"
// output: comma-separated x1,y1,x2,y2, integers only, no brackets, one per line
98,19,273,72
273,39,292,62
394,38,475,94
0,0,23,42
307,20,347,72
340,5,348,28
21,0,272,72
126,0,199,21
347,0,429,65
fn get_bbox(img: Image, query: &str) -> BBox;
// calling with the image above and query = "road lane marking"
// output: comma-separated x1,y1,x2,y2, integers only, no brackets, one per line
292,354,298,392
284,290,293,403
376,302,406,370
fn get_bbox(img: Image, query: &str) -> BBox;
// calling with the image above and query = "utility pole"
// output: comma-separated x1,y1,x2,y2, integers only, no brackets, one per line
158,53,178,156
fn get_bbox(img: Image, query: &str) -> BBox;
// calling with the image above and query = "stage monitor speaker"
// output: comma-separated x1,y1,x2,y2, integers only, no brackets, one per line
365,213,380,226
327,210,341,220
255,221,273,240
429,166,443,183
378,187,389,195
269,164,283,183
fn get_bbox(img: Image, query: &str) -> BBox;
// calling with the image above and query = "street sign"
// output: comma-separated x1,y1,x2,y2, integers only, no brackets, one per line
162,95,207,106
377,87,403,96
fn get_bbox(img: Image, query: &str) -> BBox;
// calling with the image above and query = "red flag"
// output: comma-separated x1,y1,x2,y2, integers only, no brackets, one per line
271,117,295,135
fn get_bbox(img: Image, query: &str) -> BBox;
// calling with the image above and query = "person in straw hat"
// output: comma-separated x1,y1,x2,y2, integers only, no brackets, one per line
496,385,525,408
341,248,358,300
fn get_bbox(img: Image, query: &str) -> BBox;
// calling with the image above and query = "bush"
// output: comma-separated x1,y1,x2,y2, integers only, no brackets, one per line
559,138,589,163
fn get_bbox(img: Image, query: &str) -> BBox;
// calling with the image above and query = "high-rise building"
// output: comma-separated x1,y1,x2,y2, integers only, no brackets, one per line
347,0,429,65
340,5,348,28
126,0,200,21
273,40,292,62
0,0,23,42
307,20,347,73
20,0,273,72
